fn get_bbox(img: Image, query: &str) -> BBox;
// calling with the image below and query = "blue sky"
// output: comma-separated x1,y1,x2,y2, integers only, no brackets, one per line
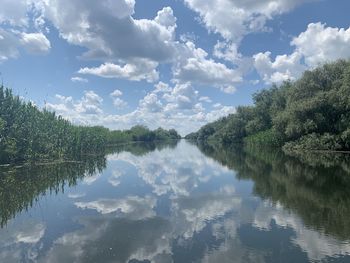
0,0,350,135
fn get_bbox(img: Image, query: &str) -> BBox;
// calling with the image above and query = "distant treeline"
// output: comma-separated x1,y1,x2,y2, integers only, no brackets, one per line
0,86,181,164
186,60,350,152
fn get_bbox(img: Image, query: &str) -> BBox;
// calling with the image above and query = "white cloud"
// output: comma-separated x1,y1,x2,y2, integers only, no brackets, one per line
254,23,350,84
104,81,233,135
292,22,350,67
78,59,159,83
173,41,242,92
110,89,127,109
71,77,88,83
20,32,51,54
253,51,306,84
0,29,19,62
0,0,253,95
154,81,172,93
47,82,235,135
213,41,241,62
183,0,316,42
0,0,29,26
163,83,200,111
199,96,212,103
42,1,177,63
46,90,104,121
0,30,51,62
0,2,51,61
220,86,237,94
154,6,177,33
110,89,123,97
139,93,163,113
112,98,128,109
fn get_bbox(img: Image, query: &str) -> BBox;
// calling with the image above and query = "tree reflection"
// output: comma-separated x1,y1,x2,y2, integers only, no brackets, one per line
196,142,350,240
0,141,179,228
110,140,179,156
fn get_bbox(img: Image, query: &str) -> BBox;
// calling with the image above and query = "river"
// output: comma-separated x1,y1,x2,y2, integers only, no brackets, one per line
0,140,349,262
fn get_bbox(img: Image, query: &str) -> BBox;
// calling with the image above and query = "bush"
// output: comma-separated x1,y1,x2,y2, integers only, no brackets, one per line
283,133,342,153
244,129,284,147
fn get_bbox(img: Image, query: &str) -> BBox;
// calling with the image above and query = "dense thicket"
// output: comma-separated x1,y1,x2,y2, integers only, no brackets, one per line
0,86,181,164
186,60,350,152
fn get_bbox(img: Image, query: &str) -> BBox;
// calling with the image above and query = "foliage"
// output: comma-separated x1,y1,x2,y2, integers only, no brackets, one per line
244,129,284,147
186,60,350,152
283,133,343,152
0,86,181,164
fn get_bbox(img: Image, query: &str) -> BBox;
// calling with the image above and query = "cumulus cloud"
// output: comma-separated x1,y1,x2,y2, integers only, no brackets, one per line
110,89,127,109
78,59,159,82
42,1,177,63
183,0,316,42
139,92,163,113
154,81,172,93
173,41,242,93
292,22,350,67
46,90,104,122
20,32,51,54
163,83,200,111
71,77,88,83
0,29,19,62
0,0,252,95
0,2,51,61
213,41,241,63
0,30,51,62
111,98,127,109
0,0,29,26
110,89,123,97
199,96,212,103
253,51,306,84
254,23,350,84
47,82,235,135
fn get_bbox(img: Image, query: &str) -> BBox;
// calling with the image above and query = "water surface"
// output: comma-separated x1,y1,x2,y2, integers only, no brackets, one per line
1,140,350,262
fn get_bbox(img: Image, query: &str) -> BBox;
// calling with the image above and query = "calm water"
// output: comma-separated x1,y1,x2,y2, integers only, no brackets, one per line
1,140,350,263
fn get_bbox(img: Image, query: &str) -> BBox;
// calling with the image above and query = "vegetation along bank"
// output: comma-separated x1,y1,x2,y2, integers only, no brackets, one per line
0,86,181,164
186,60,350,153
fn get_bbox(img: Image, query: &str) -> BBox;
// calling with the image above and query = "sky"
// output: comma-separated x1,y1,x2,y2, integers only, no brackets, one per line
0,0,350,135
